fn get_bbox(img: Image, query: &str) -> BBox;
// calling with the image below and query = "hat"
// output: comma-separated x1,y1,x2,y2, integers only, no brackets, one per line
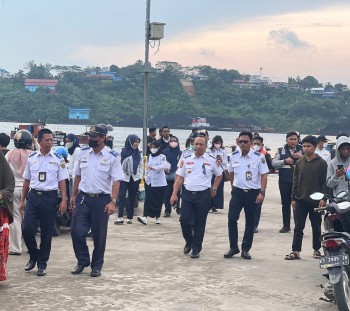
88,124,108,136
317,135,328,143
189,132,198,139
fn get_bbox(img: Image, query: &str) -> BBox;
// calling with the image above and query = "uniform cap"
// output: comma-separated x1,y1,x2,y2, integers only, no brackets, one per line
88,124,108,136
317,135,328,143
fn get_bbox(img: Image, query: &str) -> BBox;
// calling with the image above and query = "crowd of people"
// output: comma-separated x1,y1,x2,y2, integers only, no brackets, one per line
0,124,348,281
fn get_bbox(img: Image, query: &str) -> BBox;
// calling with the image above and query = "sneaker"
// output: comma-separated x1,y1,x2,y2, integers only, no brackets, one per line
155,217,161,224
279,226,291,233
114,218,124,225
164,212,170,217
126,219,132,224
211,208,219,214
137,216,147,225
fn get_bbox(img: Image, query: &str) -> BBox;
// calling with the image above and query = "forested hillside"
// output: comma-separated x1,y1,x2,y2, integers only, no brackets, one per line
0,60,349,133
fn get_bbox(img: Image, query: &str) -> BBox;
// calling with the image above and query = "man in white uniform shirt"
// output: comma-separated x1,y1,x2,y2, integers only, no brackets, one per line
171,136,222,259
224,131,269,260
315,135,330,164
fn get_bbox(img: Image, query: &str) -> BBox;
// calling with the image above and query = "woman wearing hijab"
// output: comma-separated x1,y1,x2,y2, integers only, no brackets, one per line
115,134,143,224
162,136,182,217
137,141,170,225
207,135,228,213
0,151,15,281
6,130,32,255
64,133,81,193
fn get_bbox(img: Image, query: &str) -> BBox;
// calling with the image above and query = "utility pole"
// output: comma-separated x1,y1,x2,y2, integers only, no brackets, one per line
143,0,151,157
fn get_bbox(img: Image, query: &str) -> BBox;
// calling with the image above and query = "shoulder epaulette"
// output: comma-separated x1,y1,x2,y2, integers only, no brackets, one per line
109,150,118,157
208,154,216,159
254,151,261,156
29,151,37,158
232,151,239,155
82,146,90,150
184,154,191,159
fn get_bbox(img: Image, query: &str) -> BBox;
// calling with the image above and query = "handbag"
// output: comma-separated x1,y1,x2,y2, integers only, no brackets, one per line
222,169,230,182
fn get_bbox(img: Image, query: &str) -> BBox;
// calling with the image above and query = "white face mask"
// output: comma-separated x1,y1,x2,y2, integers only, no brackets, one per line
170,142,178,148
214,143,221,149
150,148,158,154
65,142,73,149
253,145,262,151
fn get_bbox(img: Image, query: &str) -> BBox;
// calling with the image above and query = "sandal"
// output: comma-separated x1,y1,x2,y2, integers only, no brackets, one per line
313,250,322,259
285,252,301,260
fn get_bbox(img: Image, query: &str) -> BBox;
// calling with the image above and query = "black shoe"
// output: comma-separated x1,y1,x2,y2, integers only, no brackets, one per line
9,251,21,256
183,244,191,254
90,269,101,277
279,226,291,233
164,212,170,217
224,248,240,258
71,265,86,275
211,208,219,214
24,259,36,271
241,250,252,260
191,251,200,259
37,267,46,276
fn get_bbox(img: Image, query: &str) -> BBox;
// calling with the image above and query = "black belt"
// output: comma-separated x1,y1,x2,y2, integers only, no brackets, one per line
30,189,57,196
234,187,259,193
80,191,108,198
184,188,210,195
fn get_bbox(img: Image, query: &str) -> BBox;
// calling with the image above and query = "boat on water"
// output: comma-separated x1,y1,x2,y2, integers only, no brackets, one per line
10,123,90,146
176,117,275,133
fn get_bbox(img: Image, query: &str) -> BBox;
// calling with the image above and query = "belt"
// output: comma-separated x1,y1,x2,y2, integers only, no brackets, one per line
234,187,259,193
30,189,57,196
184,188,210,195
80,191,108,198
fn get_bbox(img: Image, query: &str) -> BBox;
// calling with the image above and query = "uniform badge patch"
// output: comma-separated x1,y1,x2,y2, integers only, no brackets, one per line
261,158,266,164
61,163,66,169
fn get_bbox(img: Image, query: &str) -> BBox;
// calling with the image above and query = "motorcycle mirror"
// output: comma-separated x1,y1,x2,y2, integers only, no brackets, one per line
310,192,324,200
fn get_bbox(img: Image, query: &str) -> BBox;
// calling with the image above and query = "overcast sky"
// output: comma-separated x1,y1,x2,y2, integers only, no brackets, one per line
0,0,349,85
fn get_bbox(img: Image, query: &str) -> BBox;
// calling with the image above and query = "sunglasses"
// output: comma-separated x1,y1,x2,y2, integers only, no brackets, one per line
238,140,250,144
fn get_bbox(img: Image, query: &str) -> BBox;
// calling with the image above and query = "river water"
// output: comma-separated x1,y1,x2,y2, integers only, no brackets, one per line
0,121,337,155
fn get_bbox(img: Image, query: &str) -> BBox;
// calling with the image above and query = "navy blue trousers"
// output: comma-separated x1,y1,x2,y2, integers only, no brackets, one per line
180,188,211,254
228,188,260,251
71,192,110,270
117,177,140,219
279,181,293,228
22,190,58,269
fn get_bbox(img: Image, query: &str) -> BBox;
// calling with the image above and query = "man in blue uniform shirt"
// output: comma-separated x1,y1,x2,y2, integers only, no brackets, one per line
171,136,223,259
70,124,124,277
20,128,68,276
224,131,269,260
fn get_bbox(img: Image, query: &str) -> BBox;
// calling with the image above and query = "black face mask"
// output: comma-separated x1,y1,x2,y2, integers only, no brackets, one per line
88,139,99,148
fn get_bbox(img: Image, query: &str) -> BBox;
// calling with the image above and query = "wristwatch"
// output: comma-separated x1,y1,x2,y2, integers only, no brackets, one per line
211,188,217,192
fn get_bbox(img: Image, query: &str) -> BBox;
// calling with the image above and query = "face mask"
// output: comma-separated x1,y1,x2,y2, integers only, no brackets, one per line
88,139,99,148
170,142,178,148
214,143,221,149
65,142,73,149
150,148,158,154
189,144,195,151
253,145,262,151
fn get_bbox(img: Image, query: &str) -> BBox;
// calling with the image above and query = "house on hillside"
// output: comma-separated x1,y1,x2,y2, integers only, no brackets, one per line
0,68,10,78
87,70,122,81
309,87,336,98
24,79,58,93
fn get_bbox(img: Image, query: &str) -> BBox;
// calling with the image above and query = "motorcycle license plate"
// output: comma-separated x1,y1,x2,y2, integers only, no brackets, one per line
319,254,349,269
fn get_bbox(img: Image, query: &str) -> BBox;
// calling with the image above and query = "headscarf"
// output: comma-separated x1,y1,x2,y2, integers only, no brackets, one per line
66,133,80,155
163,136,181,173
149,140,162,157
121,134,141,175
6,148,31,178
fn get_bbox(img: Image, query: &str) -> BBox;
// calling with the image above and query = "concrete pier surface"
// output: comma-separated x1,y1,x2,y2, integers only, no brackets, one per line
2,175,336,311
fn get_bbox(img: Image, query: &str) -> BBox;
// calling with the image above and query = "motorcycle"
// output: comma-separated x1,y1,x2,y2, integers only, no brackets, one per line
311,191,350,311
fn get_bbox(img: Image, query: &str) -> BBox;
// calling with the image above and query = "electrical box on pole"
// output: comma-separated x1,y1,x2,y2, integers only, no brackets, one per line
150,22,166,40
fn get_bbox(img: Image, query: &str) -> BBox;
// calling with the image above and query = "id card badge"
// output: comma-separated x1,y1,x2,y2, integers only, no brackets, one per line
246,171,252,181
38,172,47,182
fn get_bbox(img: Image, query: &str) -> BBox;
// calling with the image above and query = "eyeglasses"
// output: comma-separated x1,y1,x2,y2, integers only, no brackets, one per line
238,140,250,144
